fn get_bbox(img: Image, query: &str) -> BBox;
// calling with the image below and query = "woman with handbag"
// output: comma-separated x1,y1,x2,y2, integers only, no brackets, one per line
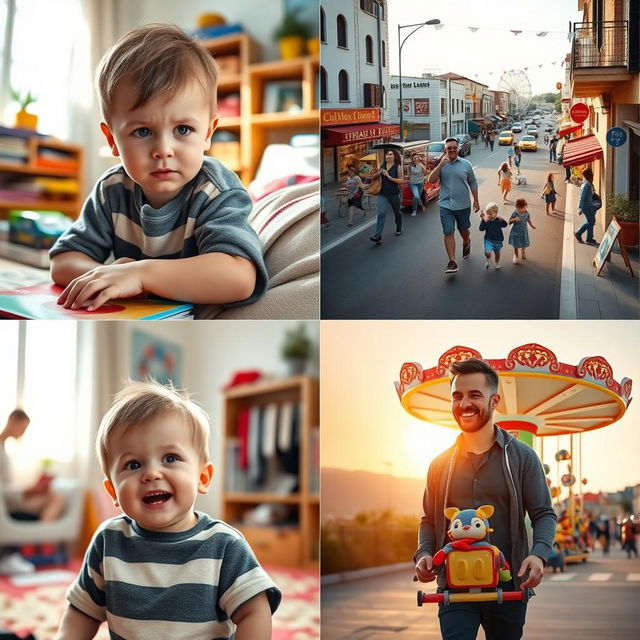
369,149,404,245
575,167,601,244
344,166,365,227
540,172,559,215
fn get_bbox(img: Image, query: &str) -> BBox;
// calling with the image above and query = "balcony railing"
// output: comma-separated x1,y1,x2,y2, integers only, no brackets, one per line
572,21,628,69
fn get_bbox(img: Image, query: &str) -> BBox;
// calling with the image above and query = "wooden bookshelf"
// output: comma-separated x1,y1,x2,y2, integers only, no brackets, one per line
200,33,319,184
0,135,83,219
223,375,319,569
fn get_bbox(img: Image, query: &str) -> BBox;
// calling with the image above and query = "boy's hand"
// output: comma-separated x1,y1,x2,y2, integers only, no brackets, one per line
57,261,146,311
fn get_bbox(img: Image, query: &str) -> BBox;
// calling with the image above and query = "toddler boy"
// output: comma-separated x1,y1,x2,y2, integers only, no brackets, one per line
50,24,268,312
479,202,507,270
56,381,280,640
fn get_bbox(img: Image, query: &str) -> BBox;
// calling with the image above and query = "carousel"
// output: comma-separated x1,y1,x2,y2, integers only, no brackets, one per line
395,343,633,565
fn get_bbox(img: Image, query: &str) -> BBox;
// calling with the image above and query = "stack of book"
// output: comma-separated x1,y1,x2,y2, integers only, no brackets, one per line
36,147,79,172
0,135,27,164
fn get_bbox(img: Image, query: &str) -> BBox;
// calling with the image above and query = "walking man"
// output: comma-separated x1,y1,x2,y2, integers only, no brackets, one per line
414,358,557,640
428,138,480,274
489,130,495,152
549,135,558,163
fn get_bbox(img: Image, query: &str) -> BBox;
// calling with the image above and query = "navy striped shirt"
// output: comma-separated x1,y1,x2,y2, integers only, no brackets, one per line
50,157,268,307
67,512,281,639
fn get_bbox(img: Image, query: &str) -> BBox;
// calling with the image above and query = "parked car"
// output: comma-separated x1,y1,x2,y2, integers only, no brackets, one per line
401,180,440,211
519,135,537,151
426,141,446,167
453,134,472,157
544,124,554,132
498,130,514,145
526,126,538,138
511,122,523,133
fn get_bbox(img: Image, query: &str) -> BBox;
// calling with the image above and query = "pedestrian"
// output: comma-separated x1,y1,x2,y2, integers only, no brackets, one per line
497,161,513,204
484,131,489,149
622,518,638,559
414,358,557,640
549,135,558,162
513,144,522,175
540,173,559,215
489,130,495,152
369,149,403,245
574,167,602,244
408,153,427,216
600,519,611,555
509,198,536,264
479,202,508,270
343,166,364,227
507,142,515,168
427,137,480,274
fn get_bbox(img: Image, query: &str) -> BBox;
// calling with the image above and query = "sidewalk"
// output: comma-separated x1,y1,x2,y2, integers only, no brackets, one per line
561,184,639,319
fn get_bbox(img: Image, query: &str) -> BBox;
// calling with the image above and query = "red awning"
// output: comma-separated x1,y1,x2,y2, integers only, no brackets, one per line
322,123,400,146
562,134,603,167
557,123,582,138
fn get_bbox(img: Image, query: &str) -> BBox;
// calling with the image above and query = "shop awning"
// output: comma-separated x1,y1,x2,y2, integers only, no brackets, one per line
562,134,604,167
322,123,400,146
557,123,583,137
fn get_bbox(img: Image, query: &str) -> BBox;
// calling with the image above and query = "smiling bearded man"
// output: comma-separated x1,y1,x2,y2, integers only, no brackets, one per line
414,358,557,640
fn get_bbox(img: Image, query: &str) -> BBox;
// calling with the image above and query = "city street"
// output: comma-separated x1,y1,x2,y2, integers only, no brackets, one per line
321,137,568,319
320,548,640,639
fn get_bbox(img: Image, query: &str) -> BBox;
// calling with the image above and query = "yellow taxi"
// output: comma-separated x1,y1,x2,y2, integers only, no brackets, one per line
498,130,514,145
519,135,537,151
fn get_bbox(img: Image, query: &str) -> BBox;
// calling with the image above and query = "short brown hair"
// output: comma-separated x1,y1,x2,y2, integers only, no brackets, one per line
515,198,528,208
8,408,29,422
449,358,499,395
96,380,211,479
96,23,218,123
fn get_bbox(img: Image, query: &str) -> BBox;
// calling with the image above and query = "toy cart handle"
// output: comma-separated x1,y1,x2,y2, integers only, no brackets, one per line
418,590,524,606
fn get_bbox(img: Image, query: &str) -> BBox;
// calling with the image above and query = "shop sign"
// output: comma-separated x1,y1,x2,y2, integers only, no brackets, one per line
321,108,380,125
606,127,627,147
570,102,589,124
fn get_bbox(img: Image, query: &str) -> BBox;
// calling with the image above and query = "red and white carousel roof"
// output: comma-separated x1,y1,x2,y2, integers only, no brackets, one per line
395,344,632,436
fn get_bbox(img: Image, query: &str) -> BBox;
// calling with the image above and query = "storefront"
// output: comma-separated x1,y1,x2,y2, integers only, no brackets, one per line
321,108,400,184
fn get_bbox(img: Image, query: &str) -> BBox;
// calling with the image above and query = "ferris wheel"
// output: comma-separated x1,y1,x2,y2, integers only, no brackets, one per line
498,70,532,113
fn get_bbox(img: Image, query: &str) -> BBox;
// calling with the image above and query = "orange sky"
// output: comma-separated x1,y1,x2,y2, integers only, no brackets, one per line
320,321,640,495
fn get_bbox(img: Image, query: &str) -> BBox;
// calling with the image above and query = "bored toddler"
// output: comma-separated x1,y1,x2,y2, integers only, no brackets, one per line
50,24,268,312
56,381,280,640
479,202,508,270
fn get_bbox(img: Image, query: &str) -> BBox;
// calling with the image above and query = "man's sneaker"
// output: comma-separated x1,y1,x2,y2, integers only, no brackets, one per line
485,261,491,270
411,211,416,217
395,230,402,236
495,263,501,270
444,260,458,274
586,238,598,244
369,235,382,245
574,232,584,243
462,240,471,259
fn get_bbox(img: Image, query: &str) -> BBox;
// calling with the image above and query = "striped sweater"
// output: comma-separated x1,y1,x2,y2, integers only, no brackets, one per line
67,512,281,640
49,157,268,307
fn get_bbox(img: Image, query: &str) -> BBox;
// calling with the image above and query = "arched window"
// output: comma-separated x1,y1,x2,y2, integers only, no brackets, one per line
320,66,328,101
337,15,347,48
320,7,326,43
365,35,373,63
338,70,349,101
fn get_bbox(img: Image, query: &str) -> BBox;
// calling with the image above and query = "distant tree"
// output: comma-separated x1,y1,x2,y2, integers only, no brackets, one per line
532,92,558,104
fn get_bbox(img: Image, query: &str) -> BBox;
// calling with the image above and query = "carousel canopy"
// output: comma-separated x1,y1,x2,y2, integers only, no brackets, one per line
395,344,632,437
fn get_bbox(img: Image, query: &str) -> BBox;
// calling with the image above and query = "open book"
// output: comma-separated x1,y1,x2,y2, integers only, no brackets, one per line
0,282,193,319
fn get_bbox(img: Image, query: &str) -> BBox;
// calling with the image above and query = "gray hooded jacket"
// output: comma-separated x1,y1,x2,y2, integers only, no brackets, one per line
414,426,557,598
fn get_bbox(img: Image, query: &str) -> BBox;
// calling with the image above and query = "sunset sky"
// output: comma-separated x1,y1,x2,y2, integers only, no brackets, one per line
321,321,640,496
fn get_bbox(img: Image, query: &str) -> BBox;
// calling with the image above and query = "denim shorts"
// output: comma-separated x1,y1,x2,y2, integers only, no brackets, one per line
484,238,503,253
440,206,471,235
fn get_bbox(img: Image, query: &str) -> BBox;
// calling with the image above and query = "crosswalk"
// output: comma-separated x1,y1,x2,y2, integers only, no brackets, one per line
548,571,640,582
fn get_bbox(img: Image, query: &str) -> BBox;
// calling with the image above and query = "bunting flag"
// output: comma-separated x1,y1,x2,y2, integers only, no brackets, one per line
536,32,548,37
510,30,522,36
435,24,445,30
468,27,479,33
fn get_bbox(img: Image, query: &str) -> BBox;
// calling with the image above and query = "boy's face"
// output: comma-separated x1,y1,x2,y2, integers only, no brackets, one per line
485,208,498,220
100,80,218,209
103,410,213,532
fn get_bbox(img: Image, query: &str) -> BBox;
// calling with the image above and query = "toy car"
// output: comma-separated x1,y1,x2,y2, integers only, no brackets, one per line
417,505,524,606
8,210,72,250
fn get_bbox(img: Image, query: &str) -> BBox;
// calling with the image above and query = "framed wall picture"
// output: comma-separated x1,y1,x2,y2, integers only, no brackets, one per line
131,329,183,387
263,80,303,113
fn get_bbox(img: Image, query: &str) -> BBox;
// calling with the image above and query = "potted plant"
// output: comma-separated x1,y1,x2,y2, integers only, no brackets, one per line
607,193,639,248
11,88,38,130
281,323,312,375
273,8,310,59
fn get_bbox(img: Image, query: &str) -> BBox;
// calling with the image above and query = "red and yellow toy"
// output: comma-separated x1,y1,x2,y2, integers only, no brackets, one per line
418,505,524,606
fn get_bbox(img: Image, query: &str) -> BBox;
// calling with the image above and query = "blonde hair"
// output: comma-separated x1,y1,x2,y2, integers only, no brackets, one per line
484,202,499,214
96,380,211,479
96,23,218,123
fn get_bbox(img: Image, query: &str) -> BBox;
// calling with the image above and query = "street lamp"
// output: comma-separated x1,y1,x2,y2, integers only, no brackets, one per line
398,19,440,142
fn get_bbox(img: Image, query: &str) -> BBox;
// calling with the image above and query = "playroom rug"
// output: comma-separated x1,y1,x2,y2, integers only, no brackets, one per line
0,562,319,640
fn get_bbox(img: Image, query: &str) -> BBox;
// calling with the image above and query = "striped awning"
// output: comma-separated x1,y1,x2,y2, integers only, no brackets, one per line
557,123,583,138
562,134,603,167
